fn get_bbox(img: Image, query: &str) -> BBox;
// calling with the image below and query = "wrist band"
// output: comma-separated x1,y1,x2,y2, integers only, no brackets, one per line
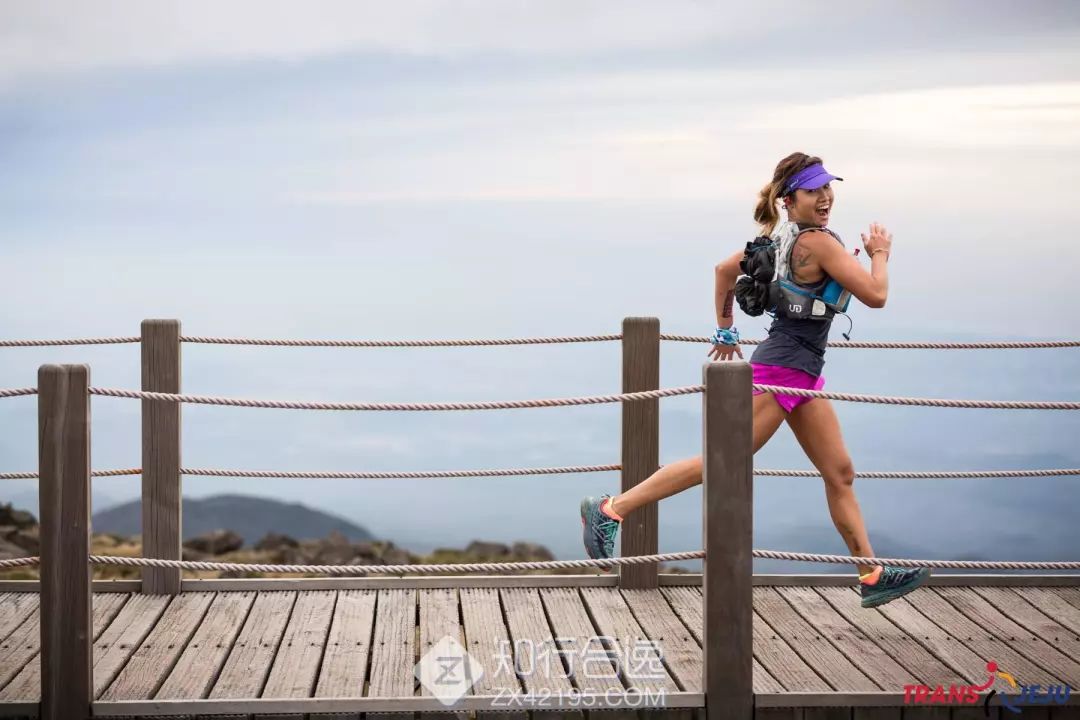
711,326,740,346
870,248,890,259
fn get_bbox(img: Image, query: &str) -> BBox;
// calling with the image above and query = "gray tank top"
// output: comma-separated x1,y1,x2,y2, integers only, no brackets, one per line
749,222,839,377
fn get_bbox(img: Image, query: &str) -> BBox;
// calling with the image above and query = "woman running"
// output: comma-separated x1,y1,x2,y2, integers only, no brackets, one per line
581,152,929,608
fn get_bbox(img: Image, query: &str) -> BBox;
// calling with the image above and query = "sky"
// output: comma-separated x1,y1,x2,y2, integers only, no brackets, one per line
2,1,1079,571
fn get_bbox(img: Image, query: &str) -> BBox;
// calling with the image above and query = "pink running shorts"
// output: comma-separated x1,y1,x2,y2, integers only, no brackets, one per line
751,362,825,413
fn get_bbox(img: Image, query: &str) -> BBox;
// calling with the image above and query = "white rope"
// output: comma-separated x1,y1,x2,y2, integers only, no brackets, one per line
86,384,704,411
10,549,1080,575
660,334,1080,349
83,550,1080,574
4,466,1078,481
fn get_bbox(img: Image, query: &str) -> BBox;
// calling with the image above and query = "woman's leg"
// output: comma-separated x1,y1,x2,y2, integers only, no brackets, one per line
783,397,876,575
608,392,787,517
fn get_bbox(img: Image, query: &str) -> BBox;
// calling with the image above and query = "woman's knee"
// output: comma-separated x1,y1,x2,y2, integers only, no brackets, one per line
823,458,856,489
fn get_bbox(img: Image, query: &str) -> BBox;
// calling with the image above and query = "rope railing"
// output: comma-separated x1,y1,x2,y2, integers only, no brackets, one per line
0,337,140,347
5,466,1080,481
179,333,624,347
2,332,1078,349
660,334,1080,349
5,550,1079,575
0,387,37,399
85,384,705,410
83,384,1080,411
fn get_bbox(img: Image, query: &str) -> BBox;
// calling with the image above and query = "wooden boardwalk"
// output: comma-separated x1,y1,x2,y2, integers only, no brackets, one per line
1,576,1078,718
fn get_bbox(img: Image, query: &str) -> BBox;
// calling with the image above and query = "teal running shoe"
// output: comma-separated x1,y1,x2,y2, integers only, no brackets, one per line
860,566,931,608
580,495,621,565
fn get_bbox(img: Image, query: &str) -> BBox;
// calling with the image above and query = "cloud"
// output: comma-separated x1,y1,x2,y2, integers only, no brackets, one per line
3,1,1077,86
749,82,1080,149
0,1,758,83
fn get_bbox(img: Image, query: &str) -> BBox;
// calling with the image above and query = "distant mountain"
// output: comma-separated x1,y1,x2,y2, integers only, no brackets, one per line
92,494,375,547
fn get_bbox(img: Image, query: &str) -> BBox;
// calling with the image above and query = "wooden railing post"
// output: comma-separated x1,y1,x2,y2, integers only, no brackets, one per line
702,361,753,720
141,319,182,594
38,364,93,720
619,316,660,589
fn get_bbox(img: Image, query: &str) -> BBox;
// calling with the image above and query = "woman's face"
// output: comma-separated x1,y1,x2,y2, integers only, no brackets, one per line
784,184,835,227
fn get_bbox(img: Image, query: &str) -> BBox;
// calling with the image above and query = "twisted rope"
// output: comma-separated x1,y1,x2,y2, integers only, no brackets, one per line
8,551,1080,574
0,557,39,569
0,388,37,399
4,466,1078,481
0,333,1075,349
751,550,1080,571
85,550,1080,574
89,551,706,575
84,384,1080,411
661,334,1080,349
0,468,143,480
753,467,1080,479
180,464,621,479
0,337,140,347
752,384,1080,410
86,385,704,411
179,334,622,347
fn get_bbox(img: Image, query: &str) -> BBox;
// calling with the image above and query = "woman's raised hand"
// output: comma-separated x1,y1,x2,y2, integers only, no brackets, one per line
861,222,893,257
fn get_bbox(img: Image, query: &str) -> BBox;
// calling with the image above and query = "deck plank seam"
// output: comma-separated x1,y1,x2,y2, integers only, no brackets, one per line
754,590,843,692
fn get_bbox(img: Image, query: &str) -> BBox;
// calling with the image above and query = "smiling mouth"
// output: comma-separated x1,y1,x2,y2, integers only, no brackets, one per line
816,206,830,217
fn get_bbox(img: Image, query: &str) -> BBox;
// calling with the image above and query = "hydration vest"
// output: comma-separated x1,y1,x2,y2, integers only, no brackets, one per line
734,221,852,321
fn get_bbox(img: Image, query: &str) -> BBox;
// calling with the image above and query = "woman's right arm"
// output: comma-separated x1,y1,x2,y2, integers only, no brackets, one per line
803,223,893,308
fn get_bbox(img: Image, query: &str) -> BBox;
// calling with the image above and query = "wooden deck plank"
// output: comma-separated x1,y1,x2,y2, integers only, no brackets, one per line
1056,588,1080,611
155,591,256,700
751,659,785,694
621,588,703,693
261,590,337,698
500,588,576,696
100,591,215,700
1016,588,1080,637
902,588,1064,686
0,593,38,643
538,587,634,719
779,586,910,690
208,590,297,699
973,587,1080,659
870,591,989,684
314,589,377,698
92,593,171,699
501,587,580,720
365,588,416,697
580,587,679,695
458,587,524,720
0,593,128,703
366,588,416,720
753,588,876,692
418,588,464,720
752,607,830,692
662,585,788,695
815,587,962,686
0,606,39,691
934,587,1080,686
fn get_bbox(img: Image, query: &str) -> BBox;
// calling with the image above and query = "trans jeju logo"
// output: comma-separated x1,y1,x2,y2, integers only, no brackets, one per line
903,662,1072,713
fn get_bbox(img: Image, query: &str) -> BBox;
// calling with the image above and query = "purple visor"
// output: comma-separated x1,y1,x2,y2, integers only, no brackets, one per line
783,163,843,195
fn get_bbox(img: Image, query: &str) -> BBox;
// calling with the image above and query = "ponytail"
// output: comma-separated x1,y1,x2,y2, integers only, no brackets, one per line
754,152,823,233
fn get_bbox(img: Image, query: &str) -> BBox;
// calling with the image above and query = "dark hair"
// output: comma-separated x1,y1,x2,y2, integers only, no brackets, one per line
753,152,823,232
